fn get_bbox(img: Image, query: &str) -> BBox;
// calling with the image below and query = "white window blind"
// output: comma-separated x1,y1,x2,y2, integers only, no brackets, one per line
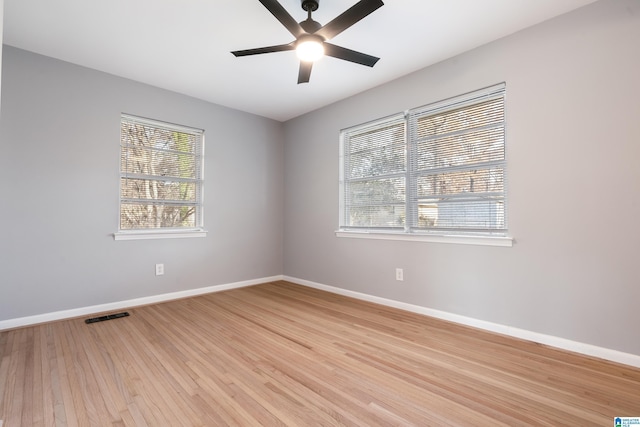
119,114,204,231
408,84,506,234
340,83,507,237
340,114,406,230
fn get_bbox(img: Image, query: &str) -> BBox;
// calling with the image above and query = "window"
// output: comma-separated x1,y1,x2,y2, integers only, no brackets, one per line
339,83,508,243
339,114,407,230
116,114,205,239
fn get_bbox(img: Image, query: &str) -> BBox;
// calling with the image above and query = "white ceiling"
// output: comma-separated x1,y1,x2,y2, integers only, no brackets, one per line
3,0,596,122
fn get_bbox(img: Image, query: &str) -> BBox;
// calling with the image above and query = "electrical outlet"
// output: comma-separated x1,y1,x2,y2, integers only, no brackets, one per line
395,268,404,281
155,263,164,276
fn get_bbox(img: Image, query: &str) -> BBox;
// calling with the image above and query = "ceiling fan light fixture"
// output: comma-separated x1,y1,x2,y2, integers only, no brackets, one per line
296,36,324,62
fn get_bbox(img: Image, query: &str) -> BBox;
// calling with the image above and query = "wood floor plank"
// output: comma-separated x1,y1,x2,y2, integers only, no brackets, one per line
52,322,83,427
1,280,639,426
31,326,46,427
4,328,25,424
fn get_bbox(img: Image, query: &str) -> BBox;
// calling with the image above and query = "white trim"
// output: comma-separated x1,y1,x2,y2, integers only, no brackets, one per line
121,113,204,134
336,230,513,247
114,229,207,240
0,275,284,331
284,275,640,369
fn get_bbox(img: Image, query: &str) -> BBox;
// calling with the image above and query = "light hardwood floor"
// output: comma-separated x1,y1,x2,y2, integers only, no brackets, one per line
1,281,639,426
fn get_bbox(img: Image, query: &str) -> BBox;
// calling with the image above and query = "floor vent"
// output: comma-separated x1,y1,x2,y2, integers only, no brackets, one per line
85,312,130,324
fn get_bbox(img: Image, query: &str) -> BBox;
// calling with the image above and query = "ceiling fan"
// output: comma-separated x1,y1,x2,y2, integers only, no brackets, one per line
231,0,384,84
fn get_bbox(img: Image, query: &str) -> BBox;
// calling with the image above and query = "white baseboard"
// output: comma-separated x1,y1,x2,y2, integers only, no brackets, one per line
0,275,284,331
3,274,639,369
284,275,640,369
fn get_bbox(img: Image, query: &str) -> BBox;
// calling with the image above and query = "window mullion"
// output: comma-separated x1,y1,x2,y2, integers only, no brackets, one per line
121,173,200,184
405,111,414,233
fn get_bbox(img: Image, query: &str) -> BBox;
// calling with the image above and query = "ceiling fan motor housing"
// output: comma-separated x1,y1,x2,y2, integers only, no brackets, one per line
301,0,319,12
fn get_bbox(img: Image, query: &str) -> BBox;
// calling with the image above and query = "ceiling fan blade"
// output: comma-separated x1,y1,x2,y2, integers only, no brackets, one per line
315,0,384,40
231,43,295,57
298,61,313,84
323,43,379,67
259,0,306,39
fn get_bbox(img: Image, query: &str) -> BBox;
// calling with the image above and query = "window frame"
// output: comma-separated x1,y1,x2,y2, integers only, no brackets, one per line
338,84,512,247
114,114,206,241
338,112,407,232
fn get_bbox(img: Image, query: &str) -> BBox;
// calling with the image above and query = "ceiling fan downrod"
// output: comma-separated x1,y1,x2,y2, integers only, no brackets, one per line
300,0,322,33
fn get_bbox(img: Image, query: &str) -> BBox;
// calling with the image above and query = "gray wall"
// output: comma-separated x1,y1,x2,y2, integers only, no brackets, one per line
283,0,640,355
2,0,639,358
0,45,284,321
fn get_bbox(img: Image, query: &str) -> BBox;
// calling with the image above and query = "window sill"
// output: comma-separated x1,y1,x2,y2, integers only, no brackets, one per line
335,230,513,247
113,229,207,241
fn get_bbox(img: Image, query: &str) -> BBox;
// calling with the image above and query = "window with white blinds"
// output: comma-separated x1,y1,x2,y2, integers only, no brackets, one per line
119,114,204,232
340,83,507,237
340,114,407,230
